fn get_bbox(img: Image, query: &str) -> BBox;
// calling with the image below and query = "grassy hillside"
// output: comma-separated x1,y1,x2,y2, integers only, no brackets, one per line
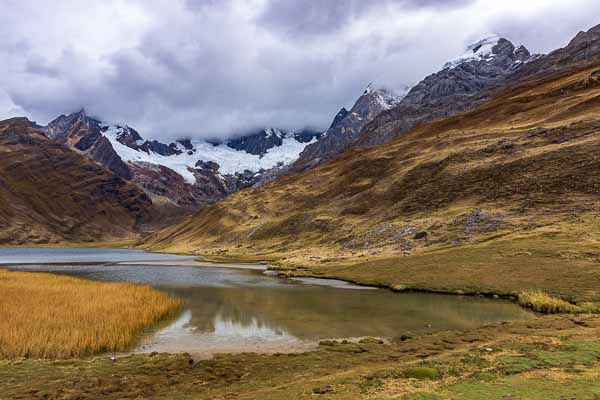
0,118,154,244
142,65,600,303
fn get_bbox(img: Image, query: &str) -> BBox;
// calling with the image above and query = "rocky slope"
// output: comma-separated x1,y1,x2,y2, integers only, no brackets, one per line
0,118,153,244
355,24,600,149
293,36,533,169
141,58,600,286
293,85,407,170
515,23,600,78
294,25,600,169
44,112,322,210
44,109,132,179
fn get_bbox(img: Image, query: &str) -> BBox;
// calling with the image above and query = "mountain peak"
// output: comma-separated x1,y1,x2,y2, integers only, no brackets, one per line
357,84,408,112
443,34,527,69
67,108,87,119
568,23,600,47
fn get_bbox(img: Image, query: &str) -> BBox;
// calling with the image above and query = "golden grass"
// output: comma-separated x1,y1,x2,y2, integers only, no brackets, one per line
141,66,600,271
518,290,579,314
0,269,181,358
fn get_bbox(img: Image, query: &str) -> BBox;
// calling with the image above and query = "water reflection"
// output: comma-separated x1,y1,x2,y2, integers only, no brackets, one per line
159,285,534,342
137,309,305,355
3,248,535,356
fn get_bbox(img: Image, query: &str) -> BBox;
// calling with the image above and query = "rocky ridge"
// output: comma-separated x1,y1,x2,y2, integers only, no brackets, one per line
293,85,408,170
43,112,322,210
357,24,600,150
0,117,153,244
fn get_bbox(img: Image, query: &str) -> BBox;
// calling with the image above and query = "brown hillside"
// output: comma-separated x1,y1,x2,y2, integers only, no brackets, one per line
142,65,600,300
0,118,153,244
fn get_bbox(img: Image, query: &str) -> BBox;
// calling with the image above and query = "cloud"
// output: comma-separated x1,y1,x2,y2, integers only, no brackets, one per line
0,0,599,140
257,0,475,38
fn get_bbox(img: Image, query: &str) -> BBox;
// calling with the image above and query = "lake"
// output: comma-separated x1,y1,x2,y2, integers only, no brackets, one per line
1,247,535,357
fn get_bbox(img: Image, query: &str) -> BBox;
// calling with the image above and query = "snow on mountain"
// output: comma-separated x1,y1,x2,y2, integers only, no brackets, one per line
363,84,410,110
443,34,502,69
357,35,535,148
103,125,317,184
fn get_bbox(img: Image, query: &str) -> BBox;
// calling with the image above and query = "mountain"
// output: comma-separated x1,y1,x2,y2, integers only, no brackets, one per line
0,118,153,244
293,85,408,170
44,109,132,179
355,24,600,149
140,29,600,295
226,128,322,156
515,23,600,78
43,112,321,211
294,26,600,169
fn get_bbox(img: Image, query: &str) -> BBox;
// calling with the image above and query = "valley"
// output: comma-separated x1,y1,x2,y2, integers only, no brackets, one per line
2,13,600,400
142,63,600,307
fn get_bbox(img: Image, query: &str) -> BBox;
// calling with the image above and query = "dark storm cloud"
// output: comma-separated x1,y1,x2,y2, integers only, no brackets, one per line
258,0,475,38
1,0,600,140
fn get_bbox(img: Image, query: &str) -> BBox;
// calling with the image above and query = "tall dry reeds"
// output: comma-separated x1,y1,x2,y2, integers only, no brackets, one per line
0,269,180,358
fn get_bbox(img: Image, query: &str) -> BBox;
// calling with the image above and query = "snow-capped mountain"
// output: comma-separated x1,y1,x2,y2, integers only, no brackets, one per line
43,110,321,209
103,125,319,185
293,35,537,169
355,35,536,147
443,34,504,69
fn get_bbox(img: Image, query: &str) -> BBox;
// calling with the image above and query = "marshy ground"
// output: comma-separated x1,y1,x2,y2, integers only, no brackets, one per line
2,314,600,399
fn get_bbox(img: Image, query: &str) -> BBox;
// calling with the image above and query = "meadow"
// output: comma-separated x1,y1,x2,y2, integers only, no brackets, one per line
0,269,181,358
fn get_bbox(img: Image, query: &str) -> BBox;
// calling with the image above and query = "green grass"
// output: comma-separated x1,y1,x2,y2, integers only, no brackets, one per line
401,394,444,400
445,373,600,400
282,230,600,307
402,367,440,380
3,316,600,399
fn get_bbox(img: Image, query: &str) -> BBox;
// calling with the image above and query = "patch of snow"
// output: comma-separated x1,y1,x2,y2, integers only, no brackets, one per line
444,34,500,70
264,127,285,139
372,86,410,110
102,125,316,185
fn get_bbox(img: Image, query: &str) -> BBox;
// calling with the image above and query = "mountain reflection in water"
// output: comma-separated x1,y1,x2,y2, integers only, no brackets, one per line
2,248,535,356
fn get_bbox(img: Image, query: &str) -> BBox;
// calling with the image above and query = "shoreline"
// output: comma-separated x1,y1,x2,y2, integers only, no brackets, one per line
2,247,599,399
0,244,565,312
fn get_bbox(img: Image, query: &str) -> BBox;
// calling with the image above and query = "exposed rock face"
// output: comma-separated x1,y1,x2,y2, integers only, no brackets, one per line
293,129,323,143
128,160,262,211
129,162,205,209
110,125,144,148
43,108,89,141
42,110,321,212
225,128,321,156
106,125,182,156
45,110,132,179
0,117,153,244
139,140,182,156
515,23,600,78
356,24,600,150
177,139,195,153
88,136,132,179
356,36,534,147
293,86,407,170
226,128,287,156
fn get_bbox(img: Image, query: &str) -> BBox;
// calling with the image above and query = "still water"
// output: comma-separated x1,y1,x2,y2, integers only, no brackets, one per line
1,248,534,356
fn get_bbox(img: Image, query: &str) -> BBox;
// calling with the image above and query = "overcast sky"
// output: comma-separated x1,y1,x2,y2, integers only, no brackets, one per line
1,0,599,140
